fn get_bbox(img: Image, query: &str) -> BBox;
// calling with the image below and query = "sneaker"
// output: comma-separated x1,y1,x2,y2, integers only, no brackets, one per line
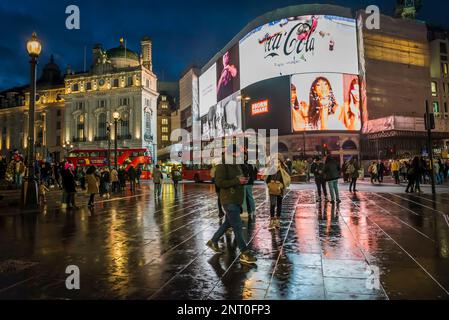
268,219,276,230
206,240,223,254
240,251,257,265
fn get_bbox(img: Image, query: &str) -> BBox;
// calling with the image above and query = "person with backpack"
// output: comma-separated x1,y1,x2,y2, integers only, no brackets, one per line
311,156,327,202
346,157,360,193
265,157,291,230
171,166,181,191
324,155,341,204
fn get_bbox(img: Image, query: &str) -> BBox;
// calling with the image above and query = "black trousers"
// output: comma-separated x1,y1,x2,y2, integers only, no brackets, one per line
393,171,400,184
349,177,357,191
406,178,415,192
88,194,95,205
315,179,327,198
270,195,283,218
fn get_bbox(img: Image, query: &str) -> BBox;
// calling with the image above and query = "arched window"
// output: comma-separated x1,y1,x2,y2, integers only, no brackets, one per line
120,111,130,138
77,114,84,139
342,140,358,150
98,113,107,138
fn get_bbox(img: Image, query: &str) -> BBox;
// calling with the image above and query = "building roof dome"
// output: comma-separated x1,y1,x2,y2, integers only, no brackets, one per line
106,37,139,61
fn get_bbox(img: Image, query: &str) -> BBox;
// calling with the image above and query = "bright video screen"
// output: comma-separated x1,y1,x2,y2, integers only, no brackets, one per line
291,73,361,132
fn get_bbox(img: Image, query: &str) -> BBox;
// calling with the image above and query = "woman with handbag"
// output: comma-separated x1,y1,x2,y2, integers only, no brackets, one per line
265,158,291,230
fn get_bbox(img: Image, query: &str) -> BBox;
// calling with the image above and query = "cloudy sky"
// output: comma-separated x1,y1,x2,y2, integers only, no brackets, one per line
0,0,448,91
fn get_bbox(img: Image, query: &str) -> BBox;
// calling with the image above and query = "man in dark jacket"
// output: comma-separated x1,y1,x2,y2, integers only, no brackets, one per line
324,155,341,204
128,165,137,192
311,156,327,202
207,145,257,265
240,156,257,221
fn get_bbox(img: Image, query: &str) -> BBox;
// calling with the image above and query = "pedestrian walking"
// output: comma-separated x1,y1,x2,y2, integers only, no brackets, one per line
206,144,257,265
240,156,257,221
128,165,137,192
391,159,401,184
211,164,225,219
62,162,78,209
311,156,328,202
266,157,291,230
171,166,181,191
86,166,100,207
369,161,378,184
110,167,119,193
324,155,341,204
99,168,111,199
347,157,359,192
153,165,163,197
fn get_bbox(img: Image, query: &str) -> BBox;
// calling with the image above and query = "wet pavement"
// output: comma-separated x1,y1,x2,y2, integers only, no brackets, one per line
0,182,449,300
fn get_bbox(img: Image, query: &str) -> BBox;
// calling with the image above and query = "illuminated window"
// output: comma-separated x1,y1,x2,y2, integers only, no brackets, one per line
161,103,168,109
162,135,169,141
431,82,438,96
161,96,167,101
162,127,168,133
120,112,130,137
433,101,440,113
443,63,449,75
77,115,84,139
161,118,168,125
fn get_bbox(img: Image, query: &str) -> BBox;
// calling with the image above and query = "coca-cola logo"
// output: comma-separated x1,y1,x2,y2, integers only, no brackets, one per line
259,19,317,60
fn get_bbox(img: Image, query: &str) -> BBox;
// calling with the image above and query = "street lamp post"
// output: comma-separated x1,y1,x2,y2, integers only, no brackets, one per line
62,141,74,158
113,112,120,169
21,32,42,210
107,122,111,169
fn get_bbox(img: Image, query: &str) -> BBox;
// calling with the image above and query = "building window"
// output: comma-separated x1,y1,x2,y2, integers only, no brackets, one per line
146,79,150,88
162,135,169,141
161,103,168,109
443,63,449,75
431,82,438,96
97,100,106,108
86,82,92,91
162,127,168,133
127,77,133,87
441,42,448,54
162,118,168,125
145,112,152,139
113,79,119,88
56,136,61,146
120,112,130,137
57,110,61,117
433,101,440,113
119,97,129,106
72,83,79,92
77,114,85,139
98,113,107,138
161,96,167,101
75,101,84,110
56,121,61,130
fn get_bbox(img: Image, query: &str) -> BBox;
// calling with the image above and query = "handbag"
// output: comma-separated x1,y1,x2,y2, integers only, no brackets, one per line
268,181,283,196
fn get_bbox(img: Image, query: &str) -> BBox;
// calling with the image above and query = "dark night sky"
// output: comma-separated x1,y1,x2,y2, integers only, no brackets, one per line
0,0,448,91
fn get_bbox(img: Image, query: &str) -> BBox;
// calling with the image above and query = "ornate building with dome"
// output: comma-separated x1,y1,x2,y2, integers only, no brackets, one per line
0,55,65,161
63,36,159,163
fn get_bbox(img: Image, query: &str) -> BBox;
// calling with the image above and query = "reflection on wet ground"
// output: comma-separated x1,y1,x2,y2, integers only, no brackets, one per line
0,183,448,300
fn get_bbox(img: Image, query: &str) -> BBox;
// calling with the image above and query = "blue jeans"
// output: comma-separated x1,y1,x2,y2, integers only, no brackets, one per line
328,179,340,201
212,203,247,251
243,185,255,214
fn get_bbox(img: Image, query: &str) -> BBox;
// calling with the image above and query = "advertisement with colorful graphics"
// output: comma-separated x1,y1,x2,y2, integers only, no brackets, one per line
239,15,359,89
291,73,361,132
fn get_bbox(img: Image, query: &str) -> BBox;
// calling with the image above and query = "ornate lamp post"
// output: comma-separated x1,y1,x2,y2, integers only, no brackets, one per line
62,141,74,158
21,32,42,210
113,111,121,169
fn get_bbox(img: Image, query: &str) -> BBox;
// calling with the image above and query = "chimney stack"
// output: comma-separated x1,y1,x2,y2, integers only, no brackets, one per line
141,36,152,71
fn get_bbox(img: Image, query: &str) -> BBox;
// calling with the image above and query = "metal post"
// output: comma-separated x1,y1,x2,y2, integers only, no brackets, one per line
114,119,118,169
426,101,436,195
302,130,306,159
21,55,39,209
107,123,111,170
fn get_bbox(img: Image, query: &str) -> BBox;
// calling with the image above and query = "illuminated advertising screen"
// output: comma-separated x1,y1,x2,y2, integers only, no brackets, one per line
199,64,217,117
201,91,242,140
216,44,240,102
239,15,359,89
291,73,361,132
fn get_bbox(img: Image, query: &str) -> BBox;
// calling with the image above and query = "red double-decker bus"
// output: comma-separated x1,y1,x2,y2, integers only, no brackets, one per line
182,164,213,183
66,148,153,179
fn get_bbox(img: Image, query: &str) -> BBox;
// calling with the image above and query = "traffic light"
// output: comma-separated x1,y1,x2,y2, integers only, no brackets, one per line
322,143,329,156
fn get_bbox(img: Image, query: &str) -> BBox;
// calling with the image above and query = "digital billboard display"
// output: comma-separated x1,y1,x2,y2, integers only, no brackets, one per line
291,73,361,131
198,14,361,135
239,15,359,89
